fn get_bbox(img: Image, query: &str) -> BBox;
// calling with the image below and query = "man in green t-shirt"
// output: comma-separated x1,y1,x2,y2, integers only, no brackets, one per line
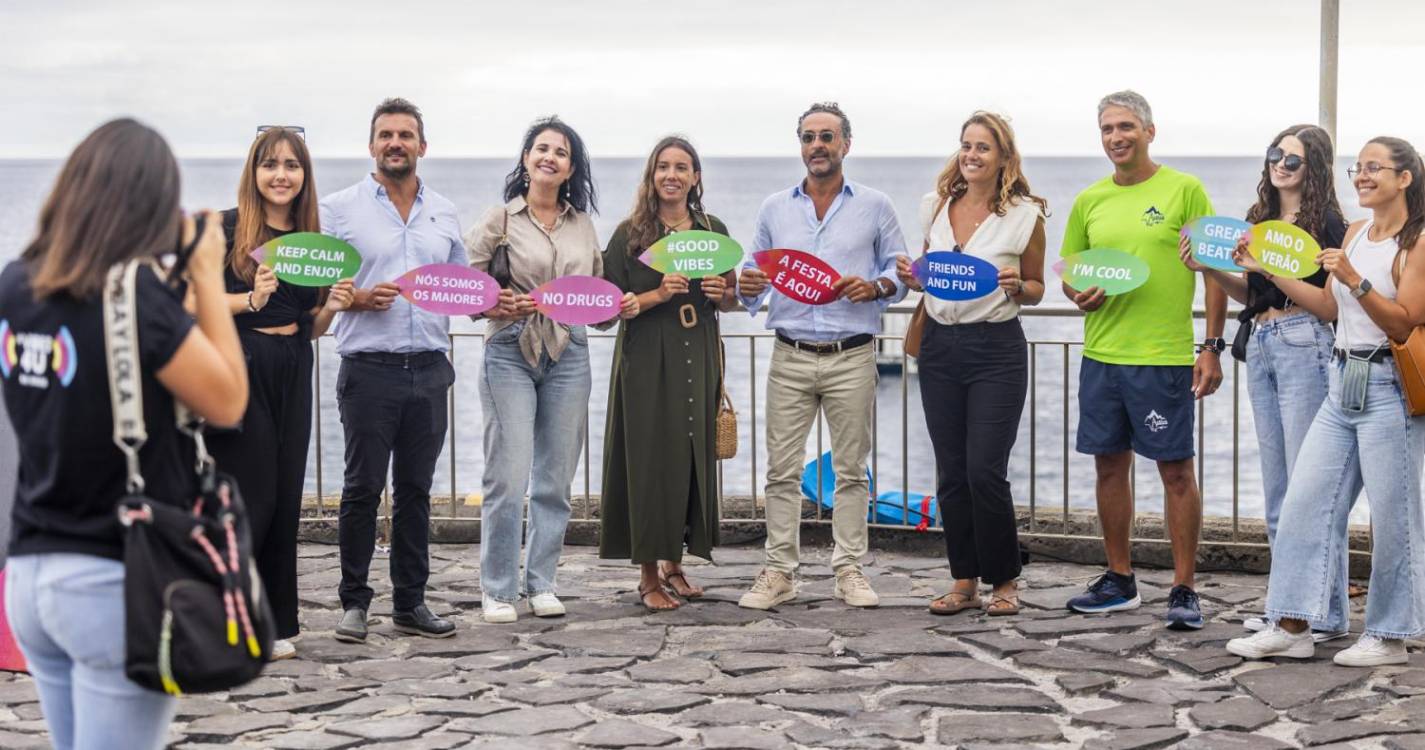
1060,90,1227,630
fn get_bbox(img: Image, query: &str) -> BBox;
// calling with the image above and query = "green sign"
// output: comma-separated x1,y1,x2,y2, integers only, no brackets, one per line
250,232,363,287
1248,220,1322,279
638,230,743,278
1057,248,1151,296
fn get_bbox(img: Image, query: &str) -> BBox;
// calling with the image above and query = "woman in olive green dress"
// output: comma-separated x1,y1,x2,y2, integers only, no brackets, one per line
600,136,737,611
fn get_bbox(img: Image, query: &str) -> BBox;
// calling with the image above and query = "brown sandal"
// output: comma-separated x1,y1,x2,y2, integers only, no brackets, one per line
929,590,982,615
984,593,1021,617
659,569,704,599
639,582,681,612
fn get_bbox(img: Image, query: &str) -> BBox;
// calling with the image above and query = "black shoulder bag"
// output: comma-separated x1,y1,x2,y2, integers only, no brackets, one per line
488,210,514,288
105,259,274,695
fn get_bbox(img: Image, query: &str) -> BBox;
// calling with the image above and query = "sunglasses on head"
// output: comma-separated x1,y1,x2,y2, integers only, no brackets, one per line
1266,147,1303,172
800,130,837,145
256,125,306,140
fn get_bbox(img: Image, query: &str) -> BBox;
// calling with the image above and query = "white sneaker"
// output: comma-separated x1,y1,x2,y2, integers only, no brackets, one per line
529,592,566,618
1226,623,1315,660
269,639,296,661
738,569,796,610
833,568,880,608
1244,616,1349,643
1333,635,1408,667
481,596,518,624
1243,616,1267,632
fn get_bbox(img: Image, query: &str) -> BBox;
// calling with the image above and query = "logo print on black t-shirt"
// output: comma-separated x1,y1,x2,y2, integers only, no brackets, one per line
0,320,78,389
1142,206,1165,227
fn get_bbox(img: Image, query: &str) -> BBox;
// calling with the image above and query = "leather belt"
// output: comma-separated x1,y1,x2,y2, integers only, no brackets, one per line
344,350,447,369
775,332,873,354
1333,347,1392,363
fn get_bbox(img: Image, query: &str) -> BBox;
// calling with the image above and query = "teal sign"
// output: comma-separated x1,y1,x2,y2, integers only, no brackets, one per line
1184,216,1250,272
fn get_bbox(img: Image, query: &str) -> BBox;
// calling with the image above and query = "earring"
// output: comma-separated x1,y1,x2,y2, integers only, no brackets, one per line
522,172,531,186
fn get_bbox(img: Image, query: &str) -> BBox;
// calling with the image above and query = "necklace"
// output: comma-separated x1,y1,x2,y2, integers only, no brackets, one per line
661,214,692,234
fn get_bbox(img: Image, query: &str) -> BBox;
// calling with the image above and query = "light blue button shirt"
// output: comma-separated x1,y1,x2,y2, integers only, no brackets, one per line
320,175,466,355
737,179,908,342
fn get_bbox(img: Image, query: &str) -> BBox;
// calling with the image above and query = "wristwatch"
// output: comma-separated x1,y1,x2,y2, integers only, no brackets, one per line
1351,278,1373,299
1197,337,1227,355
874,278,896,299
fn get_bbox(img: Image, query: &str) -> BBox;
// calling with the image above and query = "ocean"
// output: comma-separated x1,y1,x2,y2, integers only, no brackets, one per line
0,156,1374,523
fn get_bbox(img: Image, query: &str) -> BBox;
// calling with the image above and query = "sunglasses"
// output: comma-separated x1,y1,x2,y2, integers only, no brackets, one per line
256,125,306,139
799,130,837,145
1348,162,1403,179
1266,147,1303,172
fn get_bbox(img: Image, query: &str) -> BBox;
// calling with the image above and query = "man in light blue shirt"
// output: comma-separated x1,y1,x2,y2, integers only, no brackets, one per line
322,98,487,644
735,102,907,611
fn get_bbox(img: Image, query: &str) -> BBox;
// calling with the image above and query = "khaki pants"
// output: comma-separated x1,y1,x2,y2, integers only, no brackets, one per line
763,339,876,574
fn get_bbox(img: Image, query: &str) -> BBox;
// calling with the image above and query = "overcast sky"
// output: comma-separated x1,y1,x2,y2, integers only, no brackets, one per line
4,0,1423,159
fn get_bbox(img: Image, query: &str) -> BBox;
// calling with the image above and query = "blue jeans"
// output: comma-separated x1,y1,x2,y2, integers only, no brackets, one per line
1246,311,1346,630
4,554,176,750
479,322,591,602
1265,359,1425,638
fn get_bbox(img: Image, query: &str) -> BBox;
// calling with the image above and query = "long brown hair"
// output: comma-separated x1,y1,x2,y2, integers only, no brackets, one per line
1365,136,1425,253
625,136,706,255
23,119,181,299
230,127,319,283
933,111,1048,217
1245,124,1343,241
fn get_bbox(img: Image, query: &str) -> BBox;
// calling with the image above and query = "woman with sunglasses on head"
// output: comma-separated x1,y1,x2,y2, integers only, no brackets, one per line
598,136,736,611
1178,125,1348,641
1,119,247,750
895,111,1046,617
1227,137,1425,666
203,126,354,660
467,116,639,624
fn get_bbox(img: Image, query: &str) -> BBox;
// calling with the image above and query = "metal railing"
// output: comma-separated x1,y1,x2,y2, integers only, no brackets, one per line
304,305,1281,551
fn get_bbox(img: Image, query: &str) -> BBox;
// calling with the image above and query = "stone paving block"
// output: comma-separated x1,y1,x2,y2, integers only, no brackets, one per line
460,667,544,685
871,655,1028,684
531,627,667,658
293,637,392,664
340,657,453,681
183,712,294,742
370,731,474,749
1234,662,1373,709
713,651,850,675
243,690,362,714
445,705,594,736
833,706,927,741
1061,632,1158,655
325,715,448,742
1106,679,1236,706
318,694,413,716
530,655,637,675
775,606,942,633
410,698,517,718
841,632,967,659
691,666,884,695
292,676,380,693
1287,693,1390,723
1057,671,1117,694
1013,648,1168,677
174,697,240,721
575,718,680,748
452,648,559,672
227,677,292,700
1157,646,1244,675
958,631,1051,657
1094,727,1190,749
1157,621,1246,647
558,673,635,690
1198,584,1266,606
678,700,796,726
1174,731,1293,749
263,731,365,750
677,625,833,656
400,630,518,657
1189,695,1278,731
0,730,47,750
377,679,489,699
1017,584,1095,610
262,659,329,679
785,722,902,749
1386,736,1425,750
757,692,866,716
650,603,770,627
883,685,1060,712
498,685,610,706
1072,702,1176,729
593,688,711,714
928,617,1006,636
624,656,718,683
1299,720,1418,746
698,726,788,750
1014,613,1159,639
936,713,1064,744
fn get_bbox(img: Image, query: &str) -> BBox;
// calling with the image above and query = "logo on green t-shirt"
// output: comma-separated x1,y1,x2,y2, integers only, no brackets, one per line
1141,206,1165,227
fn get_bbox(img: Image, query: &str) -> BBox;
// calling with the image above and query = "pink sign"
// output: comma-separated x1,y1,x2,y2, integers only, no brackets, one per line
531,275,622,325
393,264,499,316
0,569,26,673
753,249,842,305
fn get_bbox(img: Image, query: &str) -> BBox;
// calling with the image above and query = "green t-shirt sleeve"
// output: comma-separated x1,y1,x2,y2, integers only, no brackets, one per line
1184,179,1214,225
1061,194,1089,257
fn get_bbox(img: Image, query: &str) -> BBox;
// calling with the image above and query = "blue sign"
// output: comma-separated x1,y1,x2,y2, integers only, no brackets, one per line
912,251,1000,301
1184,216,1250,272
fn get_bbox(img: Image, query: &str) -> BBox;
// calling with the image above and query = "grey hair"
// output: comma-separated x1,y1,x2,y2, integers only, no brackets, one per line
1097,90,1153,129
797,101,852,140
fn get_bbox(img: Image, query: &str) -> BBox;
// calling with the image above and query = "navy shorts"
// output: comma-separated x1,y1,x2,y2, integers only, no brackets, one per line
1076,359,1195,462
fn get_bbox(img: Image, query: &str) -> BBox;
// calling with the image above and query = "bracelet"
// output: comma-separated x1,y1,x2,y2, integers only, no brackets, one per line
246,291,259,313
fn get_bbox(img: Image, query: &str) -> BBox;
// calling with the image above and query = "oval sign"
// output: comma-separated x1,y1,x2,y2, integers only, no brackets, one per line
752,249,842,305
913,251,1000,301
1057,248,1151,296
394,263,498,316
1184,216,1250,272
531,275,622,325
250,232,363,287
1248,220,1322,279
639,230,743,279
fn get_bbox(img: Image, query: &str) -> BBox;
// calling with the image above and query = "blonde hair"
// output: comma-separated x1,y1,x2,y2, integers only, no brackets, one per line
933,111,1048,217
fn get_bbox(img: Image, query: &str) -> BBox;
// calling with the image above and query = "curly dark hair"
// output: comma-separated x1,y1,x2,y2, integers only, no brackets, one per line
1245,124,1343,241
503,116,598,214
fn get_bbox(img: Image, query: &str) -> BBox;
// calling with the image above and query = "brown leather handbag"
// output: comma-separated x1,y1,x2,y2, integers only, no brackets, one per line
1390,249,1425,416
904,193,951,359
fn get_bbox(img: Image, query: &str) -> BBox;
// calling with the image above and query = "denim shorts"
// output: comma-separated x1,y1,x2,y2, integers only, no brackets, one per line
1076,358,1195,461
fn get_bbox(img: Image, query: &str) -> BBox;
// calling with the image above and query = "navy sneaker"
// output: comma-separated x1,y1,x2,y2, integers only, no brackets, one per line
1165,584,1205,630
1066,571,1141,613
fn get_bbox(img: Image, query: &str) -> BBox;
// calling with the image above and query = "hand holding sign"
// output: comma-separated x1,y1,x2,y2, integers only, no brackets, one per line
1056,248,1151,296
752,249,841,305
531,275,623,325
913,252,1000,301
393,264,499,316
1248,220,1322,279
1183,216,1251,272
639,230,743,278
251,232,363,287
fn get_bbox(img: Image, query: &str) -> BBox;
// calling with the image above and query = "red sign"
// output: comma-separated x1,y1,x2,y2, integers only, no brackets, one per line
753,249,842,305
0,569,26,673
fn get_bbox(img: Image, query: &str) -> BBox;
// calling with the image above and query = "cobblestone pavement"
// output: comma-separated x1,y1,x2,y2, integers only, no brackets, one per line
3,543,1425,749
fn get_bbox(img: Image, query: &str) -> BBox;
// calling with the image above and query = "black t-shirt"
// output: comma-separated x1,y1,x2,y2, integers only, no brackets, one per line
1,261,196,560
1244,212,1348,316
221,208,319,332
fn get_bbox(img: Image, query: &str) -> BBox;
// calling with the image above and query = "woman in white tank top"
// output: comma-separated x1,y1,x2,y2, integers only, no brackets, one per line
1228,137,1425,667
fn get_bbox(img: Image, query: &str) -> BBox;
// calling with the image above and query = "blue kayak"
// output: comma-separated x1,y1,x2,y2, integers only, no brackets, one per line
799,452,938,528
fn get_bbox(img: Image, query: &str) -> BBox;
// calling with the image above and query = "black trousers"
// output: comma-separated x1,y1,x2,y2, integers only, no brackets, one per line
918,317,1027,584
206,330,313,640
336,353,453,612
